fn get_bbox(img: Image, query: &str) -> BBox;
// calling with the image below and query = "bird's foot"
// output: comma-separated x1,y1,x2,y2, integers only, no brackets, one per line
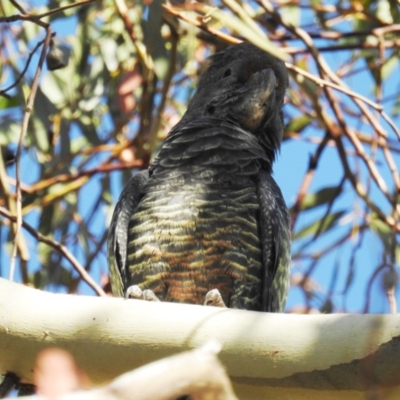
125,285,160,302
204,289,226,307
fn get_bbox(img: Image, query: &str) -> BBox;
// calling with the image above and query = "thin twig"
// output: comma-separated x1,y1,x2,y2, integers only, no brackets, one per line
148,21,179,157
162,2,394,116
9,0,27,14
363,262,387,314
162,3,240,45
382,112,400,140
71,229,108,293
34,0,99,19
0,206,106,296
0,147,30,265
290,133,331,231
114,0,156,153
7,160,143,195
285,40,400,55
0,35,54,96
0,13,49,28
327,89,392,202
285,64,383,111
261,0,400,227
269,27,400,42
311,177,346,241
9,27,53,281
334,137,399,232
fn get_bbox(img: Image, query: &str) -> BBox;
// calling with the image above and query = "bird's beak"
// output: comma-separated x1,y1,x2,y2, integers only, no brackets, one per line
240,68,277,131
249,68,277,107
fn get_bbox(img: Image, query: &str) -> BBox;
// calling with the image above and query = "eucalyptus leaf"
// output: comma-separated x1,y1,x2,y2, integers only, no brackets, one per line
298,186,343,211
0,96,19,110
286,115,311,133
370,217,396,256
281,5,300,27
294,211,345,240
41,72,69,107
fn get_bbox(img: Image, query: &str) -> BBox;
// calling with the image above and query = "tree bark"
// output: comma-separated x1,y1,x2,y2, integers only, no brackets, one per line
1,278,400,399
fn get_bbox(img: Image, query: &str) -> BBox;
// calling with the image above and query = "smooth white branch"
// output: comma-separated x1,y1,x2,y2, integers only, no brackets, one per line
1,278,400,399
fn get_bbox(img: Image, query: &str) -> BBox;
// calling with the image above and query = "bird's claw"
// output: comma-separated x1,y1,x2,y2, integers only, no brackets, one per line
125,285,143,299
142,289,160,302
126,285,160,302
204,289,226,307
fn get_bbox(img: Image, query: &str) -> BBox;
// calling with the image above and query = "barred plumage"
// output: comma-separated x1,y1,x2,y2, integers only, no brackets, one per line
108,42,291,312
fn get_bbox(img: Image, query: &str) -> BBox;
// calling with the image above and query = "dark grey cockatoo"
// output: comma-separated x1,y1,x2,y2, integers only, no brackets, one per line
107,42,291,312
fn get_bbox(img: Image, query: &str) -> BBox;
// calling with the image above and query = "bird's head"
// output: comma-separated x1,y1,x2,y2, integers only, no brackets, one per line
182,42,288,163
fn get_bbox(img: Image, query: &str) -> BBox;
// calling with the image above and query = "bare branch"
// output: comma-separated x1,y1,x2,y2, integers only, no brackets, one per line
0,206,106,297
34,0,99,19
9,27,53,281
2,279,400,399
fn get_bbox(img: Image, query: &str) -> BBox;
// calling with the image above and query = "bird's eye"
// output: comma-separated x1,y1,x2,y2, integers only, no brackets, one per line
223,68,232,78
206,105,215,114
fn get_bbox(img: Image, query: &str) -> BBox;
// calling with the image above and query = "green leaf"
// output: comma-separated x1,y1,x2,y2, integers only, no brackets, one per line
202,4,290,62
39,204,55,236
70,135,90,154
297,186,342,211
0,119,20,146
281,5,301,27
78,58,105,112
388,0,400,21
292,58,320,101
381,55,399,81
99,38,119,73
59,117,72,161
286,115,311,133
294,211,345,240
370,217,397,258
75,116,101,146
41,72,69,107
142,0,168,80
0,96,19,110
376,0,394,23
30,115,50,154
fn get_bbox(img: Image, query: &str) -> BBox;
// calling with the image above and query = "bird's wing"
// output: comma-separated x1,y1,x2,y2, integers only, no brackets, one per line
257,170,291,312
107,170,149,297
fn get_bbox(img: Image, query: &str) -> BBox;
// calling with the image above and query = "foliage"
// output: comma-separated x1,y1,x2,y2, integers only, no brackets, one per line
0,0,399,313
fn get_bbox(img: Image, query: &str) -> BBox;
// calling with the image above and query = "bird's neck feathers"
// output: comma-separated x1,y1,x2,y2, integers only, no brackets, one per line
151,117,277,175
181,113,281,167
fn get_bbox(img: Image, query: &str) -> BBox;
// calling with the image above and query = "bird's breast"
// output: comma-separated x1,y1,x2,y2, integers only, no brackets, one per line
126,171,263,308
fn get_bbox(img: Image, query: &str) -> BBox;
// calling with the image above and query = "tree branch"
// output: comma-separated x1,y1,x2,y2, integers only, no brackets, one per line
0,207,106,297
1,279,400,399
